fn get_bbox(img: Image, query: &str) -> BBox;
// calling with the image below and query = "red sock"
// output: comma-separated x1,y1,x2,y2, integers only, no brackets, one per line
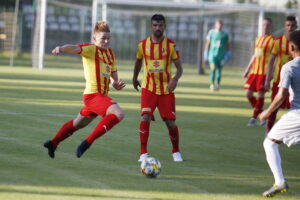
51,120,78,147
253,97,264,118
168,126,180,153
140,121,150,154
248,96,257,108
86,114,120,144
267,110,278,133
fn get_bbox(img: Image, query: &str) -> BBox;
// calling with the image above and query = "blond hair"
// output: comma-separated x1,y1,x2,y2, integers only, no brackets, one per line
93,21,110,34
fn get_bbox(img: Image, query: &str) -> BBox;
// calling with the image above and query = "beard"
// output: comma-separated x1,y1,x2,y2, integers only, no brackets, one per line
154,30,163,38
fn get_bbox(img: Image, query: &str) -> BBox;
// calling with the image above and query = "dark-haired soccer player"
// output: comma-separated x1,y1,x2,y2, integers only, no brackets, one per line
132,14,183,162
244,18,274,126
260,30,300,198
264,16,298,132
43,21,125,158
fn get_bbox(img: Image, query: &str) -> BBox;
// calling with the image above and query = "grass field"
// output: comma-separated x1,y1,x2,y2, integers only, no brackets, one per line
0,55,299,200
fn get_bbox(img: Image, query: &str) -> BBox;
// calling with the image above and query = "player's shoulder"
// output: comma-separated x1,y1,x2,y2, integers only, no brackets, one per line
274,35,283,41
138,37,150,44
78,43,94,47
166,37,175,44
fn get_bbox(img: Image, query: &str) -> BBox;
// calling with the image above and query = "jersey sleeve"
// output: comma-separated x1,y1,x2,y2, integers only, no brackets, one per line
271,39,279,55
171,42,180,60
278,63,292,89
77,43,94,58
136,42,143,59
206,30,212,40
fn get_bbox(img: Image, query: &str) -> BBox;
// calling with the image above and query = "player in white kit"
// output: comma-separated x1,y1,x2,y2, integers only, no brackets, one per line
260,30,300,197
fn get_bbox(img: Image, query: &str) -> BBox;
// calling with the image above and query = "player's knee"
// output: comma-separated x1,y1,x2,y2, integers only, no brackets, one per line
141,114,151,122
165,120,176,129
115,109,125,121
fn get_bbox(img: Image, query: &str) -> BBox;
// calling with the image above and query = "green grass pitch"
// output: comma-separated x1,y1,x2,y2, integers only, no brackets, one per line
0,55,299,200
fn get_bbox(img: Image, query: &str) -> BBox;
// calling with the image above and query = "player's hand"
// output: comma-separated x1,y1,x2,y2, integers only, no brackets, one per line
259,110,270,123
167,78,178,92
243,70,249,78
112,79,126,90
52,46,62,55
132,79,141,91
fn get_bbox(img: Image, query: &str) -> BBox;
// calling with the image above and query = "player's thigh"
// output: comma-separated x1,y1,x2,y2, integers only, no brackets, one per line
157,93,176,120
268,110,300,146
83,93,116,117
141,89,158,116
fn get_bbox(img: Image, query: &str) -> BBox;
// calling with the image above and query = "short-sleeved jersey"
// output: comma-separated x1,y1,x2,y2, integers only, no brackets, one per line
78,43,117,95
272,35,293,84
250,35,274,75
279,57,300,109
207,29,229,62
136,37,180,95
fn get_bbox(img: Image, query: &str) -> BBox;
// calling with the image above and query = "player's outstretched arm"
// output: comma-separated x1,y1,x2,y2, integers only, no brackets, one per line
111,71,126,90
52,44,81,55
132,59,143,91
264,54,276,90
243,55,255,78
168,59,183,92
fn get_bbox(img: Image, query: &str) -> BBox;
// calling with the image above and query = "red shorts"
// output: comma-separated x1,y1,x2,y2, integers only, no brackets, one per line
80,93,117,118
271,83,290,109
244,74,266,92
141,88,176,120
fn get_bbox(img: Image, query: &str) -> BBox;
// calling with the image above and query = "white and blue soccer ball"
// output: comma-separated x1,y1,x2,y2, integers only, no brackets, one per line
140,157,161,178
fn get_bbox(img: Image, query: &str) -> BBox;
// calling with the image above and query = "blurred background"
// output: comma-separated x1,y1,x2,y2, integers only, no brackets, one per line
0,0,299,71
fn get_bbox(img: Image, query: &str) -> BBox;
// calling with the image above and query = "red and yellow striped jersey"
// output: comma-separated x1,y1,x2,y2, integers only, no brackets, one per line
271,35,292,84
136,37,180,95
250,35,274,75
78,43,117,95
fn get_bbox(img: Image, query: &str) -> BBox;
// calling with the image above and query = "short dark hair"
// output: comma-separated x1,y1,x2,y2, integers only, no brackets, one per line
151,14,165,23
264,17,272,23
286,15,297,22
290,30,300,50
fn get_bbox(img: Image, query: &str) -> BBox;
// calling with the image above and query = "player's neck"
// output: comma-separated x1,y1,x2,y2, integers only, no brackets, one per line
151,35,164,43
285,32,290,40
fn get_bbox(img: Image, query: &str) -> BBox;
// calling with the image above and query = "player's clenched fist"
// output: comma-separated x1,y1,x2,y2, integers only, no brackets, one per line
52,46,61,55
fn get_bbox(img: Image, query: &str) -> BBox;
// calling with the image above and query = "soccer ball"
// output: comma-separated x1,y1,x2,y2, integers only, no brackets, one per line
140,157,161,178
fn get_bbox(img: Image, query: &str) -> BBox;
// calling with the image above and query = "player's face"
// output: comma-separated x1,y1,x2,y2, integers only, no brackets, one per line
284,20,297,34
151,20,165,38
215,21,223,31
93,32,110,49
262,20,272,35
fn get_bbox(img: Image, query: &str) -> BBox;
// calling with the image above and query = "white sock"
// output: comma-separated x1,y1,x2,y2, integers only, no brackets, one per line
263,138,285,185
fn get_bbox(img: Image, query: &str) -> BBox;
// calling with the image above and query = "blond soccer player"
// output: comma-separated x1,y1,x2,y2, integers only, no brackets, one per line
44,21,125,158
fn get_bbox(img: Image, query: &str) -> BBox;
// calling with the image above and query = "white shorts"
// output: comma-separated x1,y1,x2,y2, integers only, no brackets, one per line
268,109,300,147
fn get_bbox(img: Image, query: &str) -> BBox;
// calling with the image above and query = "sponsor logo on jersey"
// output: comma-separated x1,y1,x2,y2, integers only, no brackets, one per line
153,60,160,68
149,69,164,72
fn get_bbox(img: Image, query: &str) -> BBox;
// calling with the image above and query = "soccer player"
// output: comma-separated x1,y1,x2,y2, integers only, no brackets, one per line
132,14,183,162
243,18,274,126
259,30,300,198
204,19,231,91
43,21,125,158
264,16,298,132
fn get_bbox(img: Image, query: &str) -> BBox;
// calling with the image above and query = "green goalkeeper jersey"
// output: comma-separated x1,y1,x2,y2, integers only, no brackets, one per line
207,29,229,65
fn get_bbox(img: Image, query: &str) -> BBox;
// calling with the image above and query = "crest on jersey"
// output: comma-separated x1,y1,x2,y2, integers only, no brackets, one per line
106,64,111,73
153,60,160,68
